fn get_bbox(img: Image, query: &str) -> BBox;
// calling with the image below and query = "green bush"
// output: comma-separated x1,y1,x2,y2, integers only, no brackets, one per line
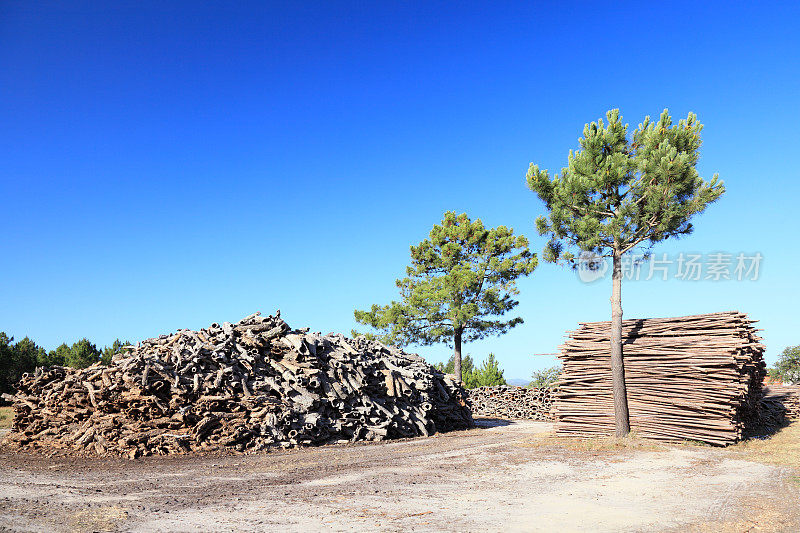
769,346,800,384
529,365,561,389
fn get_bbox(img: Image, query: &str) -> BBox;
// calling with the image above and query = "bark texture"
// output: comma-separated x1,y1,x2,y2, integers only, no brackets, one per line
610,252,631,437
453,327,463,384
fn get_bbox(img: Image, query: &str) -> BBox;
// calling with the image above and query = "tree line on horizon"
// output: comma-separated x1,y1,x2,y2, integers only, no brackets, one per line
0,334,129,395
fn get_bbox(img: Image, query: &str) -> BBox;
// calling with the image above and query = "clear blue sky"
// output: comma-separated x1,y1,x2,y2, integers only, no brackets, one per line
2,2,798,380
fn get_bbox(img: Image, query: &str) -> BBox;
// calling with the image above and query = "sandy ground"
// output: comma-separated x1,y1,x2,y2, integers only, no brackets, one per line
1,421,798,532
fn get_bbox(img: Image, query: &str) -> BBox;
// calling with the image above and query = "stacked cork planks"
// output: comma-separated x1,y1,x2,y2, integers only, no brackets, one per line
553,311,766,446
466,385,555,420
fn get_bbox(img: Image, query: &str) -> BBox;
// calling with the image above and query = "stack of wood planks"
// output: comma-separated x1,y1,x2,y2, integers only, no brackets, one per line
2,311,473,457
466,385,554,420
553,311,765,446
762,384,800,420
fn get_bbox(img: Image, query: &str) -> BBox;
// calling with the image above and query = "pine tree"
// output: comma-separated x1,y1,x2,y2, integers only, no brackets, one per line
354,211,537,383
0,334,44,394
45,343,72,367
472,353,506,387
435,353,507,388
101,339,132,366
527,109,724,436
435,354,477,386
65,338,102,369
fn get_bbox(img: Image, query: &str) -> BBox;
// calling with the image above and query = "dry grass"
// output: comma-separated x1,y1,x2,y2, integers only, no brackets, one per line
519,425,800,468
0,406,13,429
69,506,129,533
729,422,800,470
685,497,798,533
516,429,669,453
514,421,800,463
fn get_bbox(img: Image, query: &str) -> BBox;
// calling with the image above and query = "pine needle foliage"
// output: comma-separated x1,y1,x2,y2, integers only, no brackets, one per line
354,211,537,380
435,353,507,389
435,354,477,387
527,108,724,263
473,353,506,387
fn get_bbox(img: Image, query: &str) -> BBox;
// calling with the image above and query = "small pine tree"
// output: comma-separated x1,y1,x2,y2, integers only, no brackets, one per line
435,353,507,388
472,353,506,387
355,211,537,383
0,334,45,394
45,343,72,367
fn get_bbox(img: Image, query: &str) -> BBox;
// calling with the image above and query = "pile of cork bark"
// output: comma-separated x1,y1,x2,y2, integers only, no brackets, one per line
466,385,554,420
2,312,473,457
553,312,766,446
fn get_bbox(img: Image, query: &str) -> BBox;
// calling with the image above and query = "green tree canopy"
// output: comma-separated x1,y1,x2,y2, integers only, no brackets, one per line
769,346,800,384
472,353,506,387
529,365,561,389
64,338,102,369
354,211,537,382
435,353,507,388
0,334,44,395
42,339,105,370
14,337,47,369
39,343,68,367
102,339,132,366
0,333,130,395
435,354,476,386
527,109,724,436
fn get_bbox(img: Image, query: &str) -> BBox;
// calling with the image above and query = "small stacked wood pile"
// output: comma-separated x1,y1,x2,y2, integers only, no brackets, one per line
466,385,555,420
553,312,765,446
2,312,473,457
760,384,800,424
755,393,788,432
767,385,800,419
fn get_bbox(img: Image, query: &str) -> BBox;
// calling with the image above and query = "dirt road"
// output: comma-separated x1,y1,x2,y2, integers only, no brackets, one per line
1,421,798,532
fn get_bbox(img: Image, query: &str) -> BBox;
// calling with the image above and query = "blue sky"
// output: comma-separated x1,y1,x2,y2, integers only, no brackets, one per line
1,1,798,380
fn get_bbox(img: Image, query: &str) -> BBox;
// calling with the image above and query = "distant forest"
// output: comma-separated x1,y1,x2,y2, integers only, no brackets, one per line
0,333,129,395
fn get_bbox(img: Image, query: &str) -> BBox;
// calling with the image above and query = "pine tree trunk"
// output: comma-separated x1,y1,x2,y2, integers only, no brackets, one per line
453,327,463,384
610,251,631,437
